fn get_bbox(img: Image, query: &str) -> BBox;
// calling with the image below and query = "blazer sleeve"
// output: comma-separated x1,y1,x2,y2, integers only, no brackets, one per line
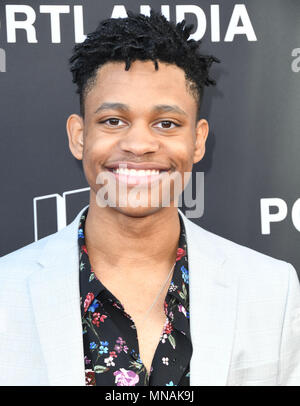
278,263,300,385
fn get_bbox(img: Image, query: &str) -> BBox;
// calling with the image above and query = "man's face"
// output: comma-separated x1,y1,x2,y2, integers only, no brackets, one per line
67,60,208,217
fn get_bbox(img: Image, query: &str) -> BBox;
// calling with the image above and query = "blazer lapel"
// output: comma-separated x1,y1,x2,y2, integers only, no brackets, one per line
28,205,89,386
178,210,239,386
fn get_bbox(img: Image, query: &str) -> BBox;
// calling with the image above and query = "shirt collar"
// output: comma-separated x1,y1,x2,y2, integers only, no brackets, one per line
78,207,107,317
167,213,189,308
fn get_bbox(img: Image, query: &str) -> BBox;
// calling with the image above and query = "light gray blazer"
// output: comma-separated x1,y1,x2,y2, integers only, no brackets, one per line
1,205,300,386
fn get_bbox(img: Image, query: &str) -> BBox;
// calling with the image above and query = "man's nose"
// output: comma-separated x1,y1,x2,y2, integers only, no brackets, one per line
118,121,160,155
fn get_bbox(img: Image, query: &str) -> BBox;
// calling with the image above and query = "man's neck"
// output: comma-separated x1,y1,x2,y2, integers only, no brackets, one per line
84,196,181,279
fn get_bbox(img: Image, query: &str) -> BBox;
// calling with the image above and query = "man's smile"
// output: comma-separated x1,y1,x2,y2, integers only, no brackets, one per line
104,161,171,186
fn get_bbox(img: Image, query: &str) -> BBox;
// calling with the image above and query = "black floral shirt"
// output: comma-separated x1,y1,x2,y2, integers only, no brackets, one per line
78,207,192,386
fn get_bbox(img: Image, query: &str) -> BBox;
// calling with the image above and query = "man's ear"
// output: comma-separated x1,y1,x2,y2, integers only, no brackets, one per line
66,114,84,160
193,118,209,164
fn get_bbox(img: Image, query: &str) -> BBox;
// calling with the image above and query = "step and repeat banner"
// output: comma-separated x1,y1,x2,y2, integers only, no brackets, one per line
0,1,299,274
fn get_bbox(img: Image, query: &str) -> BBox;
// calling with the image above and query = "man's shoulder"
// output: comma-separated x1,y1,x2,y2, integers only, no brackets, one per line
185,217,295,281
0,205,88,278
0,231,60,279
199,223,278,262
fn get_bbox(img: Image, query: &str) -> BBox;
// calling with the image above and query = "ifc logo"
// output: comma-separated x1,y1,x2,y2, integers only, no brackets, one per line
0,19,6,72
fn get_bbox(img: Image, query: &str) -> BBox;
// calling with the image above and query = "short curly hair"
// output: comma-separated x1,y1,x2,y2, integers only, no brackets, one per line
69,9,220,119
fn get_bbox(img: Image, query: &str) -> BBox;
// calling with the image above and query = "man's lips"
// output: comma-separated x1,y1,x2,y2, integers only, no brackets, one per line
104,162,171,185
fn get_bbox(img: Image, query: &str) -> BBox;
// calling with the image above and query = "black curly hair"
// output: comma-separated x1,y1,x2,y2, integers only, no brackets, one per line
69,9,220,119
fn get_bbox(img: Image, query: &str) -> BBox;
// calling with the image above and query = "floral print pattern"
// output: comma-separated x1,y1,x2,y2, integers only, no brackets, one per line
78,207,192,386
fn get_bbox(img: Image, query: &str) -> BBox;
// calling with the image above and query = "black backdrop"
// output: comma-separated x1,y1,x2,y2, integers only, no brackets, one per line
1,0,299,277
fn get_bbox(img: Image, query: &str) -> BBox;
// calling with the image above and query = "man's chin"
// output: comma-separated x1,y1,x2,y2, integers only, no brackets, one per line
108,204,168,218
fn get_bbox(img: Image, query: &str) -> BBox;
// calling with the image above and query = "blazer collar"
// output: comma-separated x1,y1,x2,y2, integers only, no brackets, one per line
29,205,238,386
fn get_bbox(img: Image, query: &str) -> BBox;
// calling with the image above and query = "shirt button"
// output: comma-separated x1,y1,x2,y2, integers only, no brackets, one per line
172,357,176,363
132,352,138,360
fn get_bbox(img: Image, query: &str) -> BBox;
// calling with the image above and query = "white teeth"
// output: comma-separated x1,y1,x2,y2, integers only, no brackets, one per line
113,168,161,176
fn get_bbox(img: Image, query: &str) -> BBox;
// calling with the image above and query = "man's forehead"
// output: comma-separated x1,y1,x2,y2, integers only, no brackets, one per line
88,61,193,102
84,60,199,118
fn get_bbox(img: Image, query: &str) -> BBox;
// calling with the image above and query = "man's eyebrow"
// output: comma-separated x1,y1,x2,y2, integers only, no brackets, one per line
152,104,187,116
94,102,187,116
94,102,130,114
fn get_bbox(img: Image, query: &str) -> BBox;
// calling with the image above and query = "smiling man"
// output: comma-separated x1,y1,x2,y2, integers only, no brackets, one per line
1,10,300,387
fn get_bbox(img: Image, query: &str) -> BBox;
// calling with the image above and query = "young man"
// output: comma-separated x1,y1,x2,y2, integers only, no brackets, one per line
0,10,300,386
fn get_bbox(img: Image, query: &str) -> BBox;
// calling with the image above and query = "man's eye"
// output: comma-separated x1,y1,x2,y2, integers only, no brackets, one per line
155,121,178,129
100,118,125,126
